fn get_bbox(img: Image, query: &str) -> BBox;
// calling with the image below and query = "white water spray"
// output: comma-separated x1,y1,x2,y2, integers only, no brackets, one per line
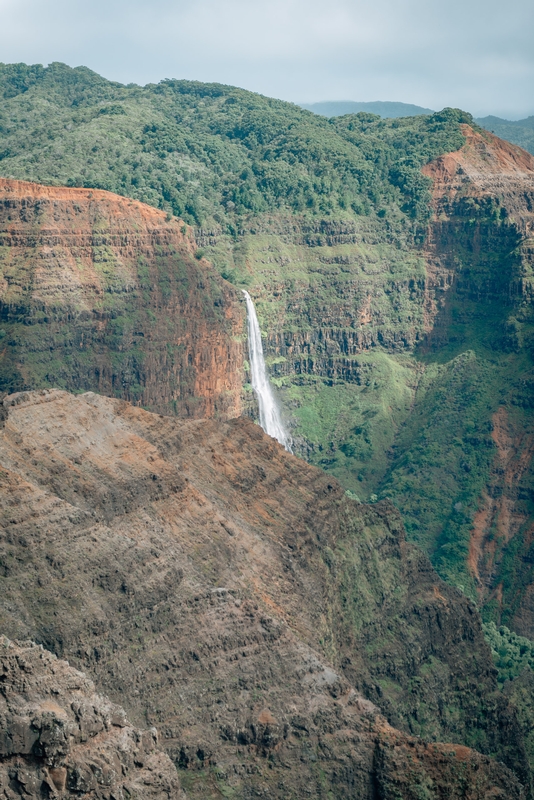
242,290,292,452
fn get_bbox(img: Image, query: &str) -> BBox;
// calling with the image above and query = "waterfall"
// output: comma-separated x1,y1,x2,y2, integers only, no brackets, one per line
242,290,292,452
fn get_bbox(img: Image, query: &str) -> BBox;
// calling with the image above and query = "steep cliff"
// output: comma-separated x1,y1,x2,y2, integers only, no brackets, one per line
0,636,183,799
377,127,534,617
191,127,534,630
0,179,244,419
0,389,529,797
0,638,521,800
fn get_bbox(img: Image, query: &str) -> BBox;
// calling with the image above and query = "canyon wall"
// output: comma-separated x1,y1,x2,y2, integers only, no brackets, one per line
0,389,528,797
1,131,533,638
0,179,244,419
200,127,534,632
412,128,534,625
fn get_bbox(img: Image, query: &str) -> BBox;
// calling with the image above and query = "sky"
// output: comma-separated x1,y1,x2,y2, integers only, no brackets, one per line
0,0,533,119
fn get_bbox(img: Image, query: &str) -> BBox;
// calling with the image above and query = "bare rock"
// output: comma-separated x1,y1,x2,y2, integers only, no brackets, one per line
0,635,184,799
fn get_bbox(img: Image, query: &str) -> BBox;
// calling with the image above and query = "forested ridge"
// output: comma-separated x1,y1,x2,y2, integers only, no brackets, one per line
0,61,470,227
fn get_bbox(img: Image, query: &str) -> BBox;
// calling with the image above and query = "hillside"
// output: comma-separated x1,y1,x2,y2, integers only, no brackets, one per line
0,388,528,798
0,62,467,227
2,61,534,795
380,126,534,618
0,63,533,634
476,115,534,156
300,101,435,118
296,105,534,156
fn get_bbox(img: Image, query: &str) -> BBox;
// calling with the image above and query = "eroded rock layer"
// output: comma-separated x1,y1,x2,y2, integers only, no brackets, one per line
0,389,528,797
0,636,183,799
0,179,244,418
421,125,534,340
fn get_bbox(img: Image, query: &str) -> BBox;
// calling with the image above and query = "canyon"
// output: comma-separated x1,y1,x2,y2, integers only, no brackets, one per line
1,62,534,796
194,124,534,630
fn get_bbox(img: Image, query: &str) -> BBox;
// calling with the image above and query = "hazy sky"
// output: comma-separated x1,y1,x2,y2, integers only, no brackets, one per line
1,0,533,118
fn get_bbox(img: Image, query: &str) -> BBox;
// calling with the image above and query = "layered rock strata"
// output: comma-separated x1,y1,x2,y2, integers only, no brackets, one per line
419,128,534,627
0,179,244,418
232,126,534,380
0,389,528,797
421,125,534,347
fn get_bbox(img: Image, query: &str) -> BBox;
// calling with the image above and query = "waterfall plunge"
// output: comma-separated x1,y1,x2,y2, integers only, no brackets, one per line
243,291,292,452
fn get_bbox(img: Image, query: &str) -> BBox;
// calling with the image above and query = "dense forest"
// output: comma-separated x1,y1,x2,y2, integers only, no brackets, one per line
0,61,469,226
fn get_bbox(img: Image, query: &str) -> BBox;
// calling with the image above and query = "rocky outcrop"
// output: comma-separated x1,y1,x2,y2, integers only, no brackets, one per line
0,179,244,418
422,125,534,227
0,642,521,800
421,125,534,344
0,636,183,799
0,389,528,797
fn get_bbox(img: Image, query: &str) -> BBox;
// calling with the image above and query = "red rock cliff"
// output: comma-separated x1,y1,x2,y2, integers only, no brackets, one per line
421,125,534,320
0,179,245,418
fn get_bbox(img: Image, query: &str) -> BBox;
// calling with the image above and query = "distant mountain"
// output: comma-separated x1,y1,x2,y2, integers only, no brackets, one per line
300,100,435,118
476,115,534,156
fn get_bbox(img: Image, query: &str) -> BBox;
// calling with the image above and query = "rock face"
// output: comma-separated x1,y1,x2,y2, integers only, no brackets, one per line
1,135,533,639
421,124,534,333
195,126,534,643
0,389,528,797
0,636,183,799
422,125,534,217
416,127,534,628
0,179,244,418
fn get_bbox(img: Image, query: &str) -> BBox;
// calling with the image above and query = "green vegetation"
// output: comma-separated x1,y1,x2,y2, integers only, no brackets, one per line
286,352,416,497
3,61,534,786
377,353,504,599
483,622,534,770
484,622,534,686
476,115,534,156
0,61,468,227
